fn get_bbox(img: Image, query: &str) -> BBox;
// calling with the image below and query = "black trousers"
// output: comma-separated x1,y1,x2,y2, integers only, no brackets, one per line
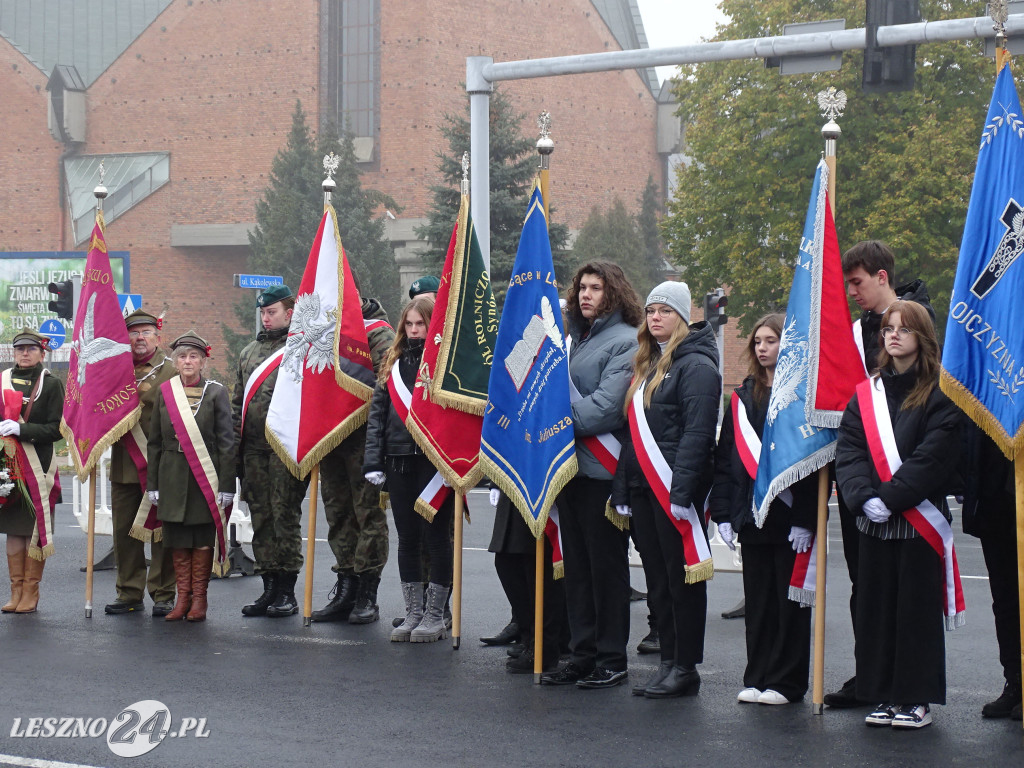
629,487,707,668
836,487,859,631
494,543,568,665
740,539,811,700
855,533,946,705
558,476,630,672
386,455,454,586
978,504,1022,683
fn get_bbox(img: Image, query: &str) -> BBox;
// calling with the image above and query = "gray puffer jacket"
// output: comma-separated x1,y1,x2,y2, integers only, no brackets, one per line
567,309,639,481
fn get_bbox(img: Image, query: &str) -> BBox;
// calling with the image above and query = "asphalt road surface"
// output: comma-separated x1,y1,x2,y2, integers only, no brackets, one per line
0,488,1022,767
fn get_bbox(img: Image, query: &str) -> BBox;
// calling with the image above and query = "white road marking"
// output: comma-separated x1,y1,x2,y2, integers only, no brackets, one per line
0,755,108,768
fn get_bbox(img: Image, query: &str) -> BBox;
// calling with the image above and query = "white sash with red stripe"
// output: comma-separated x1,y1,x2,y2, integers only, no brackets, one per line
387,361,451,523
730,391,808,603
856,377,966,630
851,319,869,376
364,318,392,335
241,348,284,435
568,373,620,476
126,422,162,542
628,383,713,583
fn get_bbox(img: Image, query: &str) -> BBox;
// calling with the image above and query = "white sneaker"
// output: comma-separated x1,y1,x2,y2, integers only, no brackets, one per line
892,704,932,729
737,687,761,703
757,689,790,705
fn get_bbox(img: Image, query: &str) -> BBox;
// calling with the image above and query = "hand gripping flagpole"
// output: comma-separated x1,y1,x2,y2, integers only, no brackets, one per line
532,112,554,681
813,87,845,713
84,163,108,619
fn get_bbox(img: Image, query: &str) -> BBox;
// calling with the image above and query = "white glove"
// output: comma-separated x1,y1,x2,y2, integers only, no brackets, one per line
441,476,452,488
788,525,814,553
614,505,632,518
364,471,386,487
489,488,500,507
717,521,736,551
862,496,892,523
0,419,20,437
217,492,235,507
147,490,159,505
669,503,692,522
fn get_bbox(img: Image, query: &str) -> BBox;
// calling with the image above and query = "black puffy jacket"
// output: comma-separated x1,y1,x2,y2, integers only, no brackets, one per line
708,376,817,541
362,339,424,473
611,322,721,510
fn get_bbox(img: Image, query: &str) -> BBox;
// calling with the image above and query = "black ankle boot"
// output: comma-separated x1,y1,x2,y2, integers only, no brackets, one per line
311,571,358,622
241,572,279,617
348,573,380,624
644,665,700,698
266,572,299,617
983,677,1023,718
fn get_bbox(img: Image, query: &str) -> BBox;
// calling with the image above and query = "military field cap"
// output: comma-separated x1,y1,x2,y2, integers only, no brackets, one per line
408,275,440,299
12,329,48,349
256,284,293,307
125,308,162,329
170,329,210,356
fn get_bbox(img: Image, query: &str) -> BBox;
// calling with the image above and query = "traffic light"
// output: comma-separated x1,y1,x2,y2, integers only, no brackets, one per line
863,0,920,94
703,289,728,332
47,279,74,321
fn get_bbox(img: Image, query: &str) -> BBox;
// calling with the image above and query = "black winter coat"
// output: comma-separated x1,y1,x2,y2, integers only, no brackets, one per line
362,339,424,473
961,422,1013,538
836,367,962,538
857,279,934,374
708,376,817,541
611,322,721,510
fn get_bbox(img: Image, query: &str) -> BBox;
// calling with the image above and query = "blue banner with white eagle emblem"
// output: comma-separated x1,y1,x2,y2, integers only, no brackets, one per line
753,162,838,525
941,65,1024,458
480,183,577,538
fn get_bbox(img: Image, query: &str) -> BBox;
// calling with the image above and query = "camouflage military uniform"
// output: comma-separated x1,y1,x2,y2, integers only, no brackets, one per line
231,327,309,575
320,298,394,577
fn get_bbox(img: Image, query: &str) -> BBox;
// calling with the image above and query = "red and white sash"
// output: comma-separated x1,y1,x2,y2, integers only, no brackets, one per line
388,361,453,523
568,373,621,476
241,348,284,435
161,378,230,562
851,319,870,376
546,506,564,579
1,369,60,560
856,377,966,630
628,383,713,583
125,422,161,541
364,318,392,335
730,391,810,603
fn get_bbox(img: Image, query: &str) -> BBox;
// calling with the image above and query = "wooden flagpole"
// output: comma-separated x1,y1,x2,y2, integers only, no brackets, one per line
452,492,464,649
84,467,97,618
302,465,319,627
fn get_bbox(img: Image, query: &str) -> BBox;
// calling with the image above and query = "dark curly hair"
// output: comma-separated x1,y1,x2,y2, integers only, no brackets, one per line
565,262,643,330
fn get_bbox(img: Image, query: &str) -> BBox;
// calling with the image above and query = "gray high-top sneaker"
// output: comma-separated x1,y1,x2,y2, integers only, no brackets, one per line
410,582,449,643
390,582,424,642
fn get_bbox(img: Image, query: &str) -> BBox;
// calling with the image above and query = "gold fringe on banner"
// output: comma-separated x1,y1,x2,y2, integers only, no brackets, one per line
479,451,577,541
378,491,390,511
266,403,369,481
604,500,630,532
940,369,1024,460
684,558,715,585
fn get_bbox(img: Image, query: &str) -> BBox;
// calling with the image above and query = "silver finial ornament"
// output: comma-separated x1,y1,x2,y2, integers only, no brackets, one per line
818,87,846,141
536,111,554,156
461,152,470,196
93,160,108,201
989,0,1009,34
322,152,339,194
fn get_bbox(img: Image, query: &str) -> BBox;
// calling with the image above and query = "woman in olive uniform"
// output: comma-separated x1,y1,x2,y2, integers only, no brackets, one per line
0,330,64,614
147,331,235,622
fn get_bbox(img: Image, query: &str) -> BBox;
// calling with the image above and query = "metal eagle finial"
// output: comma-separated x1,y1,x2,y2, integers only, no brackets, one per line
461,152,470,196
817,87,847,122
93,159,108,205
989,0,1009,34
322,152,339,198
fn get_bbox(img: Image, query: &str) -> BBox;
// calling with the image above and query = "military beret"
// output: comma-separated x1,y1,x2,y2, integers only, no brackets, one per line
125,309,162,330
170,329,210,356
12,329,48,349
408,275,440,299
256,284,293,308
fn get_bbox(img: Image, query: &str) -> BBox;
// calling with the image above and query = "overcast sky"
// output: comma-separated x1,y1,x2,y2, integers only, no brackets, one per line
634,0,730,82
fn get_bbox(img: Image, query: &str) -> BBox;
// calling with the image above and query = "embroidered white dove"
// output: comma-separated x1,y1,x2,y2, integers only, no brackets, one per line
73,294,131,387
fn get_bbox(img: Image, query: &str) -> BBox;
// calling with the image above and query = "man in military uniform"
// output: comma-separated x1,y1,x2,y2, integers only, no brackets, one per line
232,284,309,618
106,310,178,616
312,286,394,623
408,275,440,302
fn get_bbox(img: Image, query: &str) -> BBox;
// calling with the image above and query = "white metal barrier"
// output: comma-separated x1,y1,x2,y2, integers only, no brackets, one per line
71,449,112,536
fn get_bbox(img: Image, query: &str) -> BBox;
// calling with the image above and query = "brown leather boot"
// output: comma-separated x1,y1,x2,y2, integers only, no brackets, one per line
186,548,214,622
2,549,26,613
164,549,194,621
15,555,45,613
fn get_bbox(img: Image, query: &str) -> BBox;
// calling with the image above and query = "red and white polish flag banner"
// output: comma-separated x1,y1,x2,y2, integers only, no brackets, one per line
266,206,374,479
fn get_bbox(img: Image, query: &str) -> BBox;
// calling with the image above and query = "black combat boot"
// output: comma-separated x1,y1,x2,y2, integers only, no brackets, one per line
348,573,380,624
241,572,279,617
266,571,299,617
311,571,358,622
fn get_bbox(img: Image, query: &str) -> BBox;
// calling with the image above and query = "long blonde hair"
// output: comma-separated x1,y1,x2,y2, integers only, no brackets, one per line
624,316,690,411
378,296,434,384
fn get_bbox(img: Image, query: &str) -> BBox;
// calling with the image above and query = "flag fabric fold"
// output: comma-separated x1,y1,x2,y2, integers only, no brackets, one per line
406,194,496,491
941,64,1024,457
754,159,864,528
266,205,372,478
480,184,577,538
